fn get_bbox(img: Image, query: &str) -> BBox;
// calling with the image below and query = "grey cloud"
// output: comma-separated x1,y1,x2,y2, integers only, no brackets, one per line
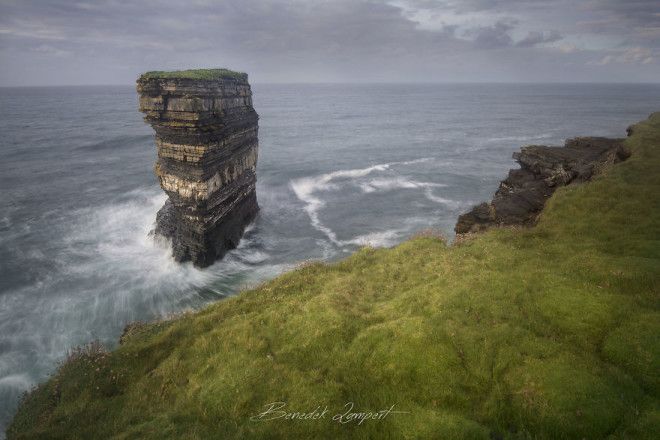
0,0,658,85
587,0,660,25
467,20,516,49
596,47,655,65
578,0,660,46
402,0,566,14
1,1,456,55
0,0,475,83
465,22,563,50
516,30,563,47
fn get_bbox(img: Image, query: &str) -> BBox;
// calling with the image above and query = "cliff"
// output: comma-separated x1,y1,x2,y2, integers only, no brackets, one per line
137,69,259,267
455,137,630,234
9,115,660,439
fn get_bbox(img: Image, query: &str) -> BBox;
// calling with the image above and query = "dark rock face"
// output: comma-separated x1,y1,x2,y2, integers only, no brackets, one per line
137,73,259,267
455,136,630,234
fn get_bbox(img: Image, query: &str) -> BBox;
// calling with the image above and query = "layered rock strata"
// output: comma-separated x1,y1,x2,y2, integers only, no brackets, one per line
137,69,259,267
455,136,630,234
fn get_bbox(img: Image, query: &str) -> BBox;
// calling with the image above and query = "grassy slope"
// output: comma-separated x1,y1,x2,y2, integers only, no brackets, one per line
9,115,660,439
139,68,247,81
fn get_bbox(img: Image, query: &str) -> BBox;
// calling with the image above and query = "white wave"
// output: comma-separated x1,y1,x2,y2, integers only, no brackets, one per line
62,189,213,296
391,157,435,166
359,177,446,194
485,133,554,143
423,188,462,208
238,250,270,264
0,374,32,393
290,163,394,245
345,230,401,248
290,158,453,247
0,187,223,432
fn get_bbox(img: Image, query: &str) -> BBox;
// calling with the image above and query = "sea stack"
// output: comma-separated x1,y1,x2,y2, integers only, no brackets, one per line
137,69,259,267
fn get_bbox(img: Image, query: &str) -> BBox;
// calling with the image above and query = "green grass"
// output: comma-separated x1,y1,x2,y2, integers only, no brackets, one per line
8,114,660,439
139,68,247,81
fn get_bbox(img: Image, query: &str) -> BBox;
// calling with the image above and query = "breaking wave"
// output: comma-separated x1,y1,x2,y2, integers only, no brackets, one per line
290,158,460,247
0,188,288,430
484,133,555,143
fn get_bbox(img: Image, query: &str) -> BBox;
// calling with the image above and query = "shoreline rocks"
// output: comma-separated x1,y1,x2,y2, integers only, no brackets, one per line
137,70,259,267
455,136,630,234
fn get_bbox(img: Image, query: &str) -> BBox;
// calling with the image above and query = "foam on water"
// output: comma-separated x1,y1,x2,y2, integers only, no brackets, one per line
423,188,467,208
345,230,402,247
290,158,461,247
358,177,446,193
484,133,555,143
61,189,212,294
0,188,215,423
0,187,297,430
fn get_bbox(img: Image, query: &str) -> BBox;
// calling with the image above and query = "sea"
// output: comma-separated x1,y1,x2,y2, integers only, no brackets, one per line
1,83,659,435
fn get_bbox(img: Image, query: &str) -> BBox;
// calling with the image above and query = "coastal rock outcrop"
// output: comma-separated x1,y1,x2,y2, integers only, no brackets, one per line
455,136,630,234
137,69,259,267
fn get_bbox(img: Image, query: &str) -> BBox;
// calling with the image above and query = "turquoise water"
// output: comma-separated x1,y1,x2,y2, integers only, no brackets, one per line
1,83,659,434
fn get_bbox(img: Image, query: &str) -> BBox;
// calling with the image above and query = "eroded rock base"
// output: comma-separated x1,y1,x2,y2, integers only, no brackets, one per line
155,191,258,267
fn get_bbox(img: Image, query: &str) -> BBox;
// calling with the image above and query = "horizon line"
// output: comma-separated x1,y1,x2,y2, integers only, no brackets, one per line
2,81,660,88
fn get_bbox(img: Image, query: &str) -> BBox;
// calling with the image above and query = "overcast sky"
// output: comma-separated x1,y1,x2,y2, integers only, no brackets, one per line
0,0,659,85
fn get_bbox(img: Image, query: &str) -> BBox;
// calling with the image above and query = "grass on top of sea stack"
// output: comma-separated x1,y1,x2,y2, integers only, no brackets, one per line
139,68,248,81
8,115,660,439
